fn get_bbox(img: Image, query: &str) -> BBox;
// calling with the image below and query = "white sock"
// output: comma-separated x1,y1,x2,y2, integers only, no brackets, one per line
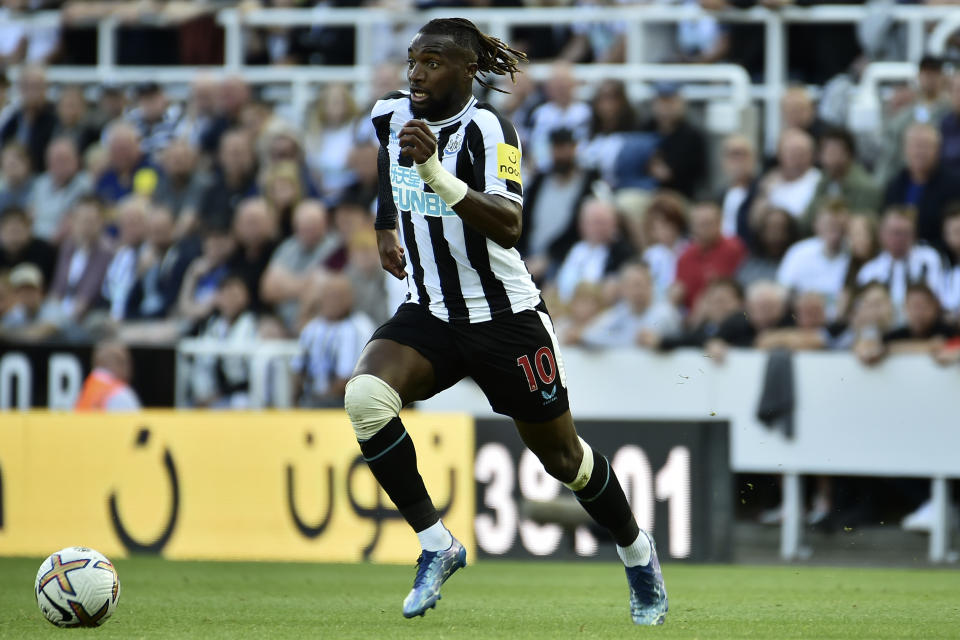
417,520,453,552
617,531,652,567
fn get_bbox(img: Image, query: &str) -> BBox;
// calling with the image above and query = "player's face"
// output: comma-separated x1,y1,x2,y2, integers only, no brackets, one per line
407,33,475,121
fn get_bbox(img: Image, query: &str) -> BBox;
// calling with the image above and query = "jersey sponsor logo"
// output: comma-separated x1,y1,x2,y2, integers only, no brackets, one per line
496,143,522,185
390,164,457,217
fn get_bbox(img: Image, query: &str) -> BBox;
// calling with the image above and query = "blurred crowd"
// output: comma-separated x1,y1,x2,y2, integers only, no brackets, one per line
2,3,960,414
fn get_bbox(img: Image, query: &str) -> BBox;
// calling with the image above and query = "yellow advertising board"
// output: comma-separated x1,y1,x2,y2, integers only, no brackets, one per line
0,411,474,564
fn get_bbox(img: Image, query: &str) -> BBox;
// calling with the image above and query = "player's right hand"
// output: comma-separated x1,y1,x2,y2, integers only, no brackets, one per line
377,228,407,280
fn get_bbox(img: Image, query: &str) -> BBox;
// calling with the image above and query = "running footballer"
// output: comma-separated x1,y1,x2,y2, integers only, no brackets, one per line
344,18,668,625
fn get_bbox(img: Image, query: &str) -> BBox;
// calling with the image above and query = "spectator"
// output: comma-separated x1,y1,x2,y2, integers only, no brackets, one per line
555,281,606,345
576,261,681,348
882,283,957,355
940,74,960,173
226,197,278,313
876,56,950,184
201,75,251,155
344,228,394,326
0,262,65,340
124,204,200,321
717,134,759,244
341,142,380,209
805,127,882,229
177,222,236,324
856,207,943,313
152,138,209,236
940,206,960,321
89,84,126,136
883,122,960,249
51,85,98,154
843,213,879,289
259,119,319,198
327,196,369,270
188,274,258,409
177,74,218,150
101,195,150,321
261,200,341,331
528,62,591,170
518,127,598,283
639,277,744,351
737,207,798,289
125,82,184,163
305,83,361,201
834,282,896,354
705,280,791,362
641,82,707,198
74,340,141,411
754,291,830,351
751,128,821,224
581,79,637,185
777,203,851,316
641,191,688,299
559,0,626,64
778,86,826,148
261,160,305,238
292,273,375,408
0,143,35,211
27,136,91,243
95,121,156,206
197,128,259,230
0,204,55,282
554,198,634,303
0,65,56,172
673,201,747,310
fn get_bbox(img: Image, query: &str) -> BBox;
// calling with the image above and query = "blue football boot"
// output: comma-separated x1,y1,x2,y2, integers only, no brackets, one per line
624,531,669,625
402,538,467,618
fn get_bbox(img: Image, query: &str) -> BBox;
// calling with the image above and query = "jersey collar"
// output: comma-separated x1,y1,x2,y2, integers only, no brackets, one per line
420,96,477,127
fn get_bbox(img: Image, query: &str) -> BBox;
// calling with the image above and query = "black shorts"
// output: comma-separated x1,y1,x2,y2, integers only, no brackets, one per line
370,302,570,422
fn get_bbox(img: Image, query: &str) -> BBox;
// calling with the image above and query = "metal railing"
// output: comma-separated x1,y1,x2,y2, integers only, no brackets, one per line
12,6,957,149
175,338,301,409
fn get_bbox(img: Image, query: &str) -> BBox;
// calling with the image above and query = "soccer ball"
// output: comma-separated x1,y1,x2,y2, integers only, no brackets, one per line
35,546,121,628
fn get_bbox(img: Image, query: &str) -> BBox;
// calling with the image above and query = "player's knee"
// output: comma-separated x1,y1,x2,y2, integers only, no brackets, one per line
539,443,584,484
344,374,402,441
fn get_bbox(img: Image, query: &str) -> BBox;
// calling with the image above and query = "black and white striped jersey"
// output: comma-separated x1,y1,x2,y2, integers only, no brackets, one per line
372,91,541,324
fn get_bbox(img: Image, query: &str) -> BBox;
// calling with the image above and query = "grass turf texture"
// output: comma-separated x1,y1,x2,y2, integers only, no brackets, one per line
1,557,958,639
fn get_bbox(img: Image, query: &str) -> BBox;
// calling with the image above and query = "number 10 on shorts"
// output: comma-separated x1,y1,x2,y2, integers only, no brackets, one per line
516,347,557,392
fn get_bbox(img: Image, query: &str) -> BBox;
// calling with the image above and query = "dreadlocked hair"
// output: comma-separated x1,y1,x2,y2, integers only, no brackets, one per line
420,18,528,93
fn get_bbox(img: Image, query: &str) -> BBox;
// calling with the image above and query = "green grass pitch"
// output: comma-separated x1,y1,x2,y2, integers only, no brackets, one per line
2,556,959,638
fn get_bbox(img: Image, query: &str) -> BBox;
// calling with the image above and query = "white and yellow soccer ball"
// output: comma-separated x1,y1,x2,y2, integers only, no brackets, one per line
35,546,121,628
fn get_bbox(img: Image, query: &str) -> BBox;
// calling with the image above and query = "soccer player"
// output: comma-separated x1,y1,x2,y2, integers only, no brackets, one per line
344,18,668,626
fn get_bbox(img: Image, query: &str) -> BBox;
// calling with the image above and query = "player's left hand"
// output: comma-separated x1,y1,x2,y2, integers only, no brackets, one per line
399,120,437,164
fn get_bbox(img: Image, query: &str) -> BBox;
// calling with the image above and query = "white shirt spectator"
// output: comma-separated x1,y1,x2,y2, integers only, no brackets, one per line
767,167,822,218
580,299,681,348
190,311,258,408
643,241,686,300
555,241,610,302
776,237,850,315
721,185,749,237
29,171,92,241
292,312,375,402
528,101,591,171
856,246,944,310
102,245,144,320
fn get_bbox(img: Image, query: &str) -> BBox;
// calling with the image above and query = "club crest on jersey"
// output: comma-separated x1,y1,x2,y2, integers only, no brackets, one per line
496,143,522,185
444,131,464,156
